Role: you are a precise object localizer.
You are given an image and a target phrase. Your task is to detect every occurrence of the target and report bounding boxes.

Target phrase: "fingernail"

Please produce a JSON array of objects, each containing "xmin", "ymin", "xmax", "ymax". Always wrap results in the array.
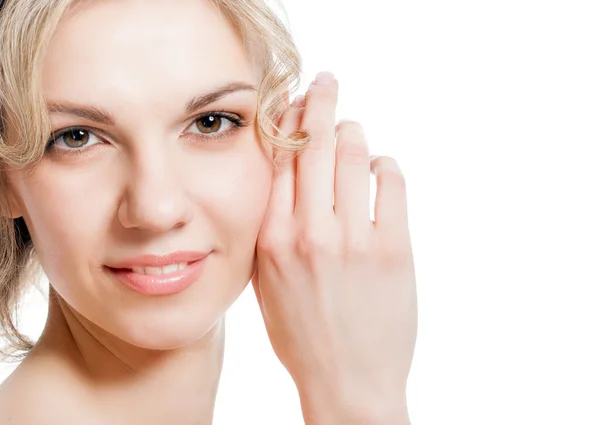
[
  {"xmin": 335, "ymin": 119, "xmax": 352, "ymax": 134},
  {"xmin": 291, "ymin": 95, "xmax": 305, "ymax": 107},
  {"xmin": 312, "ymin": 71, "xmax": 336, "ymax": 85}
]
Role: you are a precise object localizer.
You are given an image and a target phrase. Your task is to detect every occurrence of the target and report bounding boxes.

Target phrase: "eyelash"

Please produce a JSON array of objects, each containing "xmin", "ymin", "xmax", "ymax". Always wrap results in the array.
[{"xmin": 44, "ymin": 111, "xmax": 249, "ymax": 156}]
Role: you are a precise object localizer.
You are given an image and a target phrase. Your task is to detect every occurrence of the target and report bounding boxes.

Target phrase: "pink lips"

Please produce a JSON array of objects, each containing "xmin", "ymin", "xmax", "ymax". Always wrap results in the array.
[
  {"xmin": 106, "ymin": 251, "xmax": 211, "ymax": 296},
  {"xmin": 109, "ymin": 251, "xmax": 211, "ymax": 269}
]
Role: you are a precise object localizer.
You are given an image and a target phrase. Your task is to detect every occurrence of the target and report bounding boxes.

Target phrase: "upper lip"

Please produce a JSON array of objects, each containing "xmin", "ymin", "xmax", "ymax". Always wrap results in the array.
[{"xmin": 108, "ymin": 251, "xmax": 211, "ymax": 269}]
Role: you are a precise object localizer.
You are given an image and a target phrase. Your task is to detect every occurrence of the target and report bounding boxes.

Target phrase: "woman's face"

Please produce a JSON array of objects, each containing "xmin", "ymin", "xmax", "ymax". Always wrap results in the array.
[{"xmin": 5, "ymin": 0, "xmax": 273, "ymax": 348}]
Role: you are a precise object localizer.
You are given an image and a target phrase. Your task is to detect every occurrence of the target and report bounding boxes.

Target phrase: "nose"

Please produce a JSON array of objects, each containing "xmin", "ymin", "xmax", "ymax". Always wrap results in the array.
[{"xmin": 117, "ymin": 149, "xmax": 194, "ymax": 232}]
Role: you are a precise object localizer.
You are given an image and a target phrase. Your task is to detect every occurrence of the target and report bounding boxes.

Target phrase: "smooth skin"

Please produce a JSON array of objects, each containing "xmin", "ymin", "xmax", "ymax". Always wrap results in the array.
[{"xmin": 252, "ymin": 74, "xmax": 417, "ymax": 425}]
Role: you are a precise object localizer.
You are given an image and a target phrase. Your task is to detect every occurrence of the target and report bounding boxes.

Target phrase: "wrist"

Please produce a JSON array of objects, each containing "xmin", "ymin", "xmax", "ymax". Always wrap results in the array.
[{"xmin": 297, "ymin": 383, "xmax": 410, "ymax": 425}]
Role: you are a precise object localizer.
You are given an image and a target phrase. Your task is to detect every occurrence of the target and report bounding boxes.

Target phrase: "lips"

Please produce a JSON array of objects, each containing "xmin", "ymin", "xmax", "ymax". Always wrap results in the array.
[
  {"xmin": 106, "ymin": 254, "xmax": 210, "ymax": 296},
  {"xmin": 108, "ymin": 251, "xmax": 211, "ymax": 269},
  {"xmin": 104, "ymin": 250, "xmax": 211, "ymax": 296},
  {"xmin": 129, "ymin": 262, "xmax": 191, "ymax": 275}
]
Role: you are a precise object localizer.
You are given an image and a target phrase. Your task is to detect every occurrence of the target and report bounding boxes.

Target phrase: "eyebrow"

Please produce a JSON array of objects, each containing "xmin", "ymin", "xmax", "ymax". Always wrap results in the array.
[{"xmin": 45, "ymin": 82, "xmax": 257, "ymax": 126}]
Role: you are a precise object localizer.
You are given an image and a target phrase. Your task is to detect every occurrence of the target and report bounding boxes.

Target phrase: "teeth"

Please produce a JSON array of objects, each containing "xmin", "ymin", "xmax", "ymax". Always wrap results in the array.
[{"xmin": 131, "ymin": 262, "xmax": 188, "ymax": 275}]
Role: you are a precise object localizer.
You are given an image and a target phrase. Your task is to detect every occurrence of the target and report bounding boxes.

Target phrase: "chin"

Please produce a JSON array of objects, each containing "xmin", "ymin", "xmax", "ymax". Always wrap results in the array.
[
  {"xmin": 59, "ymin": 255, "xmax": 251, "ymax": 351},
  {"xmin": 112, "ymin": 309, "xmax": 226, "ymax": 351}
]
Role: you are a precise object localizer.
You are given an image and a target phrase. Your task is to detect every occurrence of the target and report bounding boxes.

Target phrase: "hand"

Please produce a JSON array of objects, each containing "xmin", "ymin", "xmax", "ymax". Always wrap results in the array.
[{"xmin": 251, "ymin": 71, "xmax": 417, "ymax": 425}]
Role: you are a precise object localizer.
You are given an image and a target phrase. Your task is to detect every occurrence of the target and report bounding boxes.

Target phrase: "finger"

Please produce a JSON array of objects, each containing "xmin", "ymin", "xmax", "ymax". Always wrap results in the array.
[
  {"xmin": 291, "ymin": 94, "xmax": 306, "ymax": 108},
  {"xmin": 334, "ymin": 120, "xmax": 371, "ymax": 235},
  {"xmin": 371, "ymin": 156, "xmax": 409, "ymax": 245},
  {"xmin": 250, "ymin": 261, "xmax": 266, "ymax": 318},
  {"xmin": 295, "ymin": 72, "xmax": 338, "ymax": 224},
  {"xmin": 263, "ymin": 97, "xmax": 305, "ymax": 224}
]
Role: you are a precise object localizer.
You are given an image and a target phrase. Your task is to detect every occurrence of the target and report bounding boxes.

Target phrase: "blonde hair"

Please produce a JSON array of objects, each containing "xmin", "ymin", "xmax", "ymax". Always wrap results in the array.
[{"xmin": 0, "ymin": 0, "xmax": 309, "ymax": 361}]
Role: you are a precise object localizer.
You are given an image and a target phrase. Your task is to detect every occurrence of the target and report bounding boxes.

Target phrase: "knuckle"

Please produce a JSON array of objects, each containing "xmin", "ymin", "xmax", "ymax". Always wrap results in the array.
[
  {"xmin": 257, "ymin": 228, "xmax": 292, "ymax": 256},
  {"xmin": 304, "ymin": 135, "xmax": 328, "ymax": 153},
  {"xmin": 341, "ymin": 144, "xmax": 370, "ymax": 165},
  {"xmin": 378, "ymin": 240, "xmax": 412, "ymax": 268},
  {"xmin": 296, "ymin": 227, "xmax": 340, "ymax": 256},
  {"xmin": 343, "ymin": 233, "xmax": 372, "ymax": 256},
  {"xmin": 378, "ymin": 247, "xmax": 402, "ymax": 269},
  {"xmin": 305, "ymin": 84, "xmax": 338, "ymax": 106},
  {"xmin": 388, "ymin": 170, "xmax": 407, "ymax": 191},
  {"xmin": 310, "ymin": 82, "xmax": 339, "ymax": 100},
  {"xmin": 279, "ymin": 108, "xmax": 305, "ymax": 132}
]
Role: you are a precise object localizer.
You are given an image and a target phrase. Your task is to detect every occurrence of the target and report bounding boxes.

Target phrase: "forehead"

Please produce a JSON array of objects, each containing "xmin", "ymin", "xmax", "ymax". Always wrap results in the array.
[{"xmin": 42, "ymin": 0, "xmax": 256, "ymax": 108}]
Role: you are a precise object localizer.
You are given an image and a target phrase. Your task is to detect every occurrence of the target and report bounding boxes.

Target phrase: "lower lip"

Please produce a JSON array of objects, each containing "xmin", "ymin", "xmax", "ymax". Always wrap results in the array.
[{"xmin": 107, "ymin": 255, "xmax": 209, "ymax": 296}]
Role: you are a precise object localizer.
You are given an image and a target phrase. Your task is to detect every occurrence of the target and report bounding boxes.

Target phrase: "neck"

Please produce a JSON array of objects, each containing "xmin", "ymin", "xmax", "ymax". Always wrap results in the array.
[{"xmin": 32, "ymin": 287, "xmax": 225, "ymax": 425}]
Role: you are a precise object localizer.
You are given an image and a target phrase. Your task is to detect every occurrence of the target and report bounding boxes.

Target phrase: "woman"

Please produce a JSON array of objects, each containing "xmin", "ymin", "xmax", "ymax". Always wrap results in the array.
[{"xmin": 0, "ymin": 0, "xmax": 417, "ymax": 423}]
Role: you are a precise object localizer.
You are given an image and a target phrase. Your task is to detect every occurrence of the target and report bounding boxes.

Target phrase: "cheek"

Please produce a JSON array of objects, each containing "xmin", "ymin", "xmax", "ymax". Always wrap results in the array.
[
  {"xmin": 198, "ymin": 145, "xmax": 273, "ymax": 242},
  {"xmin": 16, "ymin": 166, "xmax": 111, "ymax": 284}
]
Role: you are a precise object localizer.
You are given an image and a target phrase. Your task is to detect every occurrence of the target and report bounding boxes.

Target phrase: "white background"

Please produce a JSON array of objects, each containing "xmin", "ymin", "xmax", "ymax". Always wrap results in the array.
[{"xmin": 2, "ymin": 0, "xmax": 600, "ymax": 424}]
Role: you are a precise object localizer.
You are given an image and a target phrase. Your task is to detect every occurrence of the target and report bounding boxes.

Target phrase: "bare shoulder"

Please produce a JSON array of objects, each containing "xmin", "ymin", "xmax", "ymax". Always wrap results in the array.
[
  {"xmin": 0, "ymin": 356, "xmax": 99, "ymax": 425},
  {"xmin": 0, "ymin": 358, "xmax": 70, "ymax": 424}
]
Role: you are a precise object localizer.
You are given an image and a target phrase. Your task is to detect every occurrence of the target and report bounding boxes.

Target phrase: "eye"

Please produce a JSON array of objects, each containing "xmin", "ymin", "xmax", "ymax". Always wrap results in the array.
[
  {"xmin": 44, "ymin": 111, "xmax": 249, "ymax": 156},
  {"xmin": 186, "ymin": 113, "xmax": 238, "ymax": 137},
  {"xmin": 46, "ymin": 128, "xmax": 102, "ymax": 152}
]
